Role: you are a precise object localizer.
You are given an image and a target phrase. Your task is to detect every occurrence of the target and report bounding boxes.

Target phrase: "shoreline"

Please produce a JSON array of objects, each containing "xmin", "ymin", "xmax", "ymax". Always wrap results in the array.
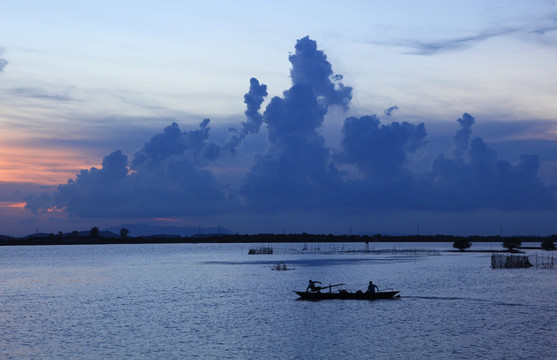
[{"xmin": 0, "ymin": 233, "xmax": 554, "ymax": 249}]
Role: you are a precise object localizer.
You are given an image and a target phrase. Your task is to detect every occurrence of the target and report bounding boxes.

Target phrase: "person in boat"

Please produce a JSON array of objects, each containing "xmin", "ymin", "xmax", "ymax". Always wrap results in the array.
[
  {"xmin": 306, "ymin": 280, "xmax": 322, "ymax": 292},
  {"xmin": 366, "ymin": 281, "xmax": 379, "ymax": 294}
]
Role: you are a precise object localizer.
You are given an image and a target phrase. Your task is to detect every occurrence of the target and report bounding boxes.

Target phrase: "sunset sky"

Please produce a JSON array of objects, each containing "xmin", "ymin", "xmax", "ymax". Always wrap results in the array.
[{"xmin": 1, "ymin": 1, "xmax": 557, "ymax": 237}]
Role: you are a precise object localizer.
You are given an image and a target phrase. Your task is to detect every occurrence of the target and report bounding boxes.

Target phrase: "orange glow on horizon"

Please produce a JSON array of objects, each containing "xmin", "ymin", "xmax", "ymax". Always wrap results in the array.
[
  {"xmin": 0, "ymin": 145, "xmax": 100, "ymax": 185},
  {"xmin": 0, "ymin": 201, "xmax": 26, "ymax": 208}
]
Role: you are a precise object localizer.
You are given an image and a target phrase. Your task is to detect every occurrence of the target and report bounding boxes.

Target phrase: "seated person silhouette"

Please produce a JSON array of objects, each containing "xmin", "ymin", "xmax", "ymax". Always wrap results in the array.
[{"xmin": 306, "ymin": 280, "xmax": 322, "ymax": 292}]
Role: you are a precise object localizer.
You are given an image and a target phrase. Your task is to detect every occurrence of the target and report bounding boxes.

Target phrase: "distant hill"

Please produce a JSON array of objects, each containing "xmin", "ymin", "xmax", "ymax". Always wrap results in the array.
[{"xmin": 107, "ymin": 224, "xmax": 234, "ymax": 237}]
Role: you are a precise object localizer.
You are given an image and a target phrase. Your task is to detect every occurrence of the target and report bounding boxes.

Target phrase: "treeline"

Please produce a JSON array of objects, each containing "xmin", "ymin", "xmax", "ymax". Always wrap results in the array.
[
  {"xmin": 1, "ymin": 231, "xmax": 557, "ymax": 246},
  {"xmin": 192, "ymin": 233, "xmax": 557, "ymax": 244}
]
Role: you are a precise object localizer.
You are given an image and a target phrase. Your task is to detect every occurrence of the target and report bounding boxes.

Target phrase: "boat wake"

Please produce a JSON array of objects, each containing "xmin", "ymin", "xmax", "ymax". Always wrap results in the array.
[{"xmin": 404, "ymin": 295, "xmax": 524, "ymax": 307}]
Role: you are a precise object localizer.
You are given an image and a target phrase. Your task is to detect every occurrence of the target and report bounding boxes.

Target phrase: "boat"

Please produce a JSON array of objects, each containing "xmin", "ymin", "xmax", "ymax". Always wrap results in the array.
[{"xmin": 293, "ymin": 290, "xmax": 400, "ymax": 301}]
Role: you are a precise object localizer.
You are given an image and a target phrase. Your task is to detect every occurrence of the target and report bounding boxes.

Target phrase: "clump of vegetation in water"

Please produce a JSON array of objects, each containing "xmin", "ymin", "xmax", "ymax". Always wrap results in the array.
[
  {"xmin": 491, "ymin": 254, "xmax": 533, "ymax": 269},
  {"xmin": 502, "ymin": 239, "xmax": 521, "ymax": 252},
  {"xmin": 271, "ymin": 262, "xmax": 293, "ymax": 271},
  {"xmin": 248, "ymin": 247, "xmax": 273, "ymax": 255}
]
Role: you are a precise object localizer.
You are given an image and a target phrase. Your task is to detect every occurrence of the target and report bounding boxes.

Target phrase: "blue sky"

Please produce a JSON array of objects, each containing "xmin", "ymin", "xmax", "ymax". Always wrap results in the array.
[{"xmin": 1, "ymin": 1, "xmax": 557, "ymax": 236}]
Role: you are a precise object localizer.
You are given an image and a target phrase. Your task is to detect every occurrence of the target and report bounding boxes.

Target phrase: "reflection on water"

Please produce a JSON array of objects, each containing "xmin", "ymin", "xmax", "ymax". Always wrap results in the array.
[
  {"xmin": 0, "ymin": 243, "xmax": 555, "ymax": 359},
  {"xmin": 203, "ymin": 256, "xmax": 422, "ymax": 266}
]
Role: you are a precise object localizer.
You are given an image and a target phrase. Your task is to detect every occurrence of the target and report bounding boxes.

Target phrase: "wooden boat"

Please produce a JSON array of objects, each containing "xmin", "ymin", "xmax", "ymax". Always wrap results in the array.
[{"xmin": 293, "ymin": 290, "xmax": 400, "ymax": 301}]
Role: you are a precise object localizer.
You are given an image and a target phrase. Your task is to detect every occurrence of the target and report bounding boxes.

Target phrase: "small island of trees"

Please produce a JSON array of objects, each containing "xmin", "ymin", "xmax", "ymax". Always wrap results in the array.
[
  {"xmin": 541, "ymin": 239, "xmax": 556, "ymax": 251},
  {"xmin": 453, "ymin": 239, "xmax": 472, "ymax": 251}
]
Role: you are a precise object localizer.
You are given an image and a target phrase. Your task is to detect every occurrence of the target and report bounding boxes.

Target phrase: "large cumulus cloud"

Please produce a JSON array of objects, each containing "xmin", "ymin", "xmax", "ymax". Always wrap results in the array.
[
  {"xmin": 25, "ymin": 36, "xmax": 557, "ymax": 219},
  {"xmin": 288, "ymin": 36, "xmax": 352, "ymax": 109},
  {"xmin": 223, "ymin": 77, "xmax": 268, "ymax": 155},
  {"xmin": 0, "ymin": 52, "xmax": 7, "ymax": 73},
  {"xmin": 427, "ymin": 113, "xmax": 556, "ymax": 210},
  {"xmin": 240, "ymin": 36, "xmax": 353, "ymax": 209},
  {"xmin": 28, "ymin": 121, "xmax": 229, "ymax": 217},
  {"xmin": 340, "ymin": 115, "xmax": 427, "ymax": 179}
]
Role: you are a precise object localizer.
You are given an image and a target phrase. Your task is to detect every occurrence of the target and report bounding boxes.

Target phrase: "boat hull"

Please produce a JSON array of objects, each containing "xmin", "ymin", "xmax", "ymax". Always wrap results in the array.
[{"xmin": 294, "ymin": 290, "xmax": 400, "ymax": 301}]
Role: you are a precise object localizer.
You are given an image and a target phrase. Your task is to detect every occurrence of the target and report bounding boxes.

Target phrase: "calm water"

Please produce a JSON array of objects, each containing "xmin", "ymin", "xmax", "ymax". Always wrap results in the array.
[{"xmin": 1, "ymin": 242, "xmax": 555, "ymax": 359}]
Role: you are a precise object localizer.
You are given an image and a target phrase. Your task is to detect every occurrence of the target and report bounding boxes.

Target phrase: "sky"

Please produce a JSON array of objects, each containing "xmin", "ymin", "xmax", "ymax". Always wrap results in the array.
[{"xmin": 1, "ymin": 1, "xmax": 557, "ymax": 237}]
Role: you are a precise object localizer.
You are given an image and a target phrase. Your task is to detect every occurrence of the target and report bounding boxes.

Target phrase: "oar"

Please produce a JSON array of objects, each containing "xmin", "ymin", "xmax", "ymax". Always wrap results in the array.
[
  {"xmin": 328, "ymin": 283, "xmax": 346, "ymax": 288},
  {"xmin": 317, "ymin": 283, "xmax": 346, "ymax": 291}
]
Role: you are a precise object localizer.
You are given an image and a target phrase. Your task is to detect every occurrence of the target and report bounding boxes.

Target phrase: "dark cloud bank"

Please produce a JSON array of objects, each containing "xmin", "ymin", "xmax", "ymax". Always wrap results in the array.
[{"xmin": 25, "ymin": 36, "xmax": 557, "ymax": 225}]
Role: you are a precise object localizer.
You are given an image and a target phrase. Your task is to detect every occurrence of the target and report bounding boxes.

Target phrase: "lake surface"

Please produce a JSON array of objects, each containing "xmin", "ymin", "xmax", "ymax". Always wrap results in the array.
[{"xmin": 1, "ymin": 242, "xmax": 555, "ymax": 359}]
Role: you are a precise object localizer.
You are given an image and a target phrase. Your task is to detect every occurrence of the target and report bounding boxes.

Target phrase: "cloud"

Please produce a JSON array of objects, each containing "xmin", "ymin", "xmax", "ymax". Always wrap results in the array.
[
  {"xmin": 45, "ymin": 150, "xmax": 132, "ymax": 217},
  {"xmin": 24, "ymin": 36, "xmax": 557, "ymax": 222},
  {"xmin": 240, "ymin": 82, "xmax": 341, "ymax": 209},
  {"xmin": 384, "ymin": 105, "xmax": 399, "ymax": 117},
  {"xmin": 288, "ymin": 36, "xmax": 352, "ymax": 109},
  {"xmin": 401, "ymin": 28, "xmax": 517, "ymax": 55},
  {"xmin": 242, "ymin": 78, "xmax": 268, "ymax": 135},
  {"xmin": 527, "ymin": 14, "xmax": 557, "ymax": 36},
  {"xmin": 111, "ymin": 121, "xmax": 228, "ymax": 217},
  {"xmin": 223, "ymin": 78, "xmax": 268, "ymax": 154},
  {"xmin": 452, "ymin": 113, "xmax": 475, "ymax": 162},
  {"xmin": 8, "ymin": 87, "xmax": 75, "ymax": 102},
  {"xmin": 428, "ymin": 114, "xmax": 556, "ymax": 210},
  {"xmin": 340, "ymin": 115, "xmax": 427, "ymax": 179},
  {"xmin": 240, "ymin": 36, "xmax": 353, "ymax": 209},
  {"xmin": 0, "ymin": 49, "xmax": 6, "ymax": 72},
  {"xmin": 27, "ymin": 121, "xmax": 229, "ymax": 217},
  {"xmin": 377, "ymin": 18, "xmax": 557, "ymax": 56}
]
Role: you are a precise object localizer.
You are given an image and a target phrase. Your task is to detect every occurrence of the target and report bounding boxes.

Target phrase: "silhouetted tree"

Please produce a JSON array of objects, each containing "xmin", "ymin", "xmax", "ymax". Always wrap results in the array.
[
  {"xmin": 453, "ymin": 239, "xmax": 471, "ymax": 251},
  {"xmin": 71, "ymin": 230, "xmax": 79, "ymax": 237},
  {"xmin": 541, "ymin": 239, "xmax": 555, "ymax": 251},
  {"xmin": 120, "ymin": 228, "xmax": 130, "ymax": 239},
  {"xmin": 90, "ymin": 226, "xmax": 99, "ymax": 238},
  {"xmin": 502, "ymin": 239, "xmax": 521, "ymax": 252}
]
